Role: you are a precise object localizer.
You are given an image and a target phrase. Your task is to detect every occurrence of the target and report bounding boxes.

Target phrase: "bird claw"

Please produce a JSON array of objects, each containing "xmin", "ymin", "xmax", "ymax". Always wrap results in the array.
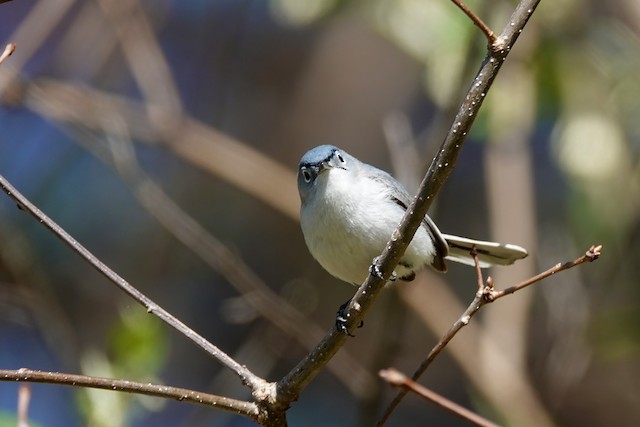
[
  {"xmin": 336, "ymin": 299, "xmax": 363, "ymax": 337},
  {"xmin": 369, "ymin": 258, "xmax": 396, "ymax": 281}
]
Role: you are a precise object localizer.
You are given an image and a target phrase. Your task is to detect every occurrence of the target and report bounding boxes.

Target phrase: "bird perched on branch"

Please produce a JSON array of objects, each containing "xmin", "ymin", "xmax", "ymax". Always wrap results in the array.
[{"xmin": 297, "ymin": 145, "xmax": 528, "ymax": 287}]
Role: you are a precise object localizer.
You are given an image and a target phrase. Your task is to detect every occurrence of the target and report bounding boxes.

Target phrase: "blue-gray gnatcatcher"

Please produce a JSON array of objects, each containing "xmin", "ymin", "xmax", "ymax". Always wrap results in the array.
[{"xmin": 297, "ymin": 145, "xmax": 528, "ymax": 287}]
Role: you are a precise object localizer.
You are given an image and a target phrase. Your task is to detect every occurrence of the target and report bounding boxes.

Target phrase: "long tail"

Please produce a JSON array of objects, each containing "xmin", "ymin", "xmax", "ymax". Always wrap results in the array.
[{"xmin": 442, "ymin": 234, "xmax": 528, "ymax": 268}]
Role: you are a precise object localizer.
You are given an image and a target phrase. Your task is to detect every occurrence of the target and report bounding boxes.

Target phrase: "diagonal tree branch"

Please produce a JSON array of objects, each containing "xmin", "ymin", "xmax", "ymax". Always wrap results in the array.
[
  {"xmin": 0, "ymin": 174, "xmax": 266, "ymax": 392},
  {"xmin": 276, "ymin": 0, "xmax": 542, "ymax": 404}
]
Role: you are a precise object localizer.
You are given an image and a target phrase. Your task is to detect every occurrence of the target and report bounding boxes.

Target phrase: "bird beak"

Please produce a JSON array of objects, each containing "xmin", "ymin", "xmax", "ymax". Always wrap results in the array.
[
  {"xmin": 317, "ymin": 161, "xmax": 331, "ymax": 174},
  {"xmin": 315, "ymin": 160, "xmax": 332, "ymax": 176}
]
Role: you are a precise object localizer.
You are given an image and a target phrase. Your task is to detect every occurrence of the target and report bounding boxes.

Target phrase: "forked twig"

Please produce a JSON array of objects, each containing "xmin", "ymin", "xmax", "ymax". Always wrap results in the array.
[{"xmin": 377, "ymin": 245, "xmax": 602, "ymax": 425}]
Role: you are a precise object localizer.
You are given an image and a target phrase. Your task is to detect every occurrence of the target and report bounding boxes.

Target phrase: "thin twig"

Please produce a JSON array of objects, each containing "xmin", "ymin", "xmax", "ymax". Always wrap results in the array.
[
  {"xmin": 0, "ymin": 174, "xmax": 265, "ymax": 391},
  {"xmin": 0, "ymin": 43, "xmax": 15, "ymax": 65},
  {"xmin": 377, "ymin": 290, "xmax": 486, "ymax": 426},
  {"xmin": 471, "ymin": 246, "xmax": 484, "ymax": 293},
  {"xmin": 450, "ymin": 0, "xmax": 496, "ymax": 44},
  {"xmin": 380, "ymin": 368, "xmax": 500, "ymax": 427},
  {"xmin": 489, "ymin": 244, "xmax": 602, "ymax": 300},
  {"xmin": 0, "ymin": 368, "xmax": 259, "ymax": 419},
  {"xmin": 377, "ymin": 244, "xmax": 601, "ymax": 425}
]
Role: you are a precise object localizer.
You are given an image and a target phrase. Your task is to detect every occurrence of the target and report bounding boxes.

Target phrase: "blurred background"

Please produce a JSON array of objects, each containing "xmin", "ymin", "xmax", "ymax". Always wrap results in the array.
[{"xmin": 0, "ymin": 0, "xmax": 639, "ymax": 426}]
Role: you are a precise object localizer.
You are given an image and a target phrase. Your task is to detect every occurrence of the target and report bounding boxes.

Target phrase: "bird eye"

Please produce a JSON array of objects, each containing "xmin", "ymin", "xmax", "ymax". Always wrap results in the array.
[
  {"xmin": 336, "ymin": 151, "xmax": 345, "ymax": 163},
  {"xmin": 301, "ymin": 167, "xmax": 312, "ymax": 183}
]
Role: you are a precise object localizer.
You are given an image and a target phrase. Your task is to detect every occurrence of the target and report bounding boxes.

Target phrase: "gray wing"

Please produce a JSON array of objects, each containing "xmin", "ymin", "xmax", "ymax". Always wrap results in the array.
[
  {"xmin": 355, "ymin": 162, "xmax": 527, "ymax": 271},
  {"xmin": 361, "ymin": 164, "xmax": 449, "ymax": 272}
]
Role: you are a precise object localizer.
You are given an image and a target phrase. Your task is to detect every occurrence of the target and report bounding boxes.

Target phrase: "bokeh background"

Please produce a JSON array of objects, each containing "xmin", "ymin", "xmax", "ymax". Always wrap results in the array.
[{"xmin": 1, "ymin": 0, "xmax": 639, "ymax": 426}]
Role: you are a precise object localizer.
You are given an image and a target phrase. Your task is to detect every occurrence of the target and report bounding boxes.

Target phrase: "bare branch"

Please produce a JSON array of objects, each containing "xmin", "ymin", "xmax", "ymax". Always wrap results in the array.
[
  {"xmin": 0, "ymin": 174, "xmax": 265, "ymax": 391},
  {"xmin": 0, "ymin": 368, "xmax": 259, "ymax": 419},
  {"xmin": 378, "ymin": 244, "xmax": 601, "ymax": 425},
  {"xmin": 489, "ymin": 244, "xmax": 602, "ymax": 300},
  {"xmin": 471, "ymin": 246, "xmax": 485, "ymax": 293},
  {"xmin": 380, "ymin": 368, "xmax": 500, "ymax": 427},
  {"xmin": 378, "ymin": 291, "xmax": 486, "ymax": 426}
]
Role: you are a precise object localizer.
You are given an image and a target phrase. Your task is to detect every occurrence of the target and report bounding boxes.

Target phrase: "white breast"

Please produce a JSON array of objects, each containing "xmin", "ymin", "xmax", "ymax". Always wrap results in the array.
[{"xmin": 300, "ymin": 168, "xmax": 436, "ymax": 285}]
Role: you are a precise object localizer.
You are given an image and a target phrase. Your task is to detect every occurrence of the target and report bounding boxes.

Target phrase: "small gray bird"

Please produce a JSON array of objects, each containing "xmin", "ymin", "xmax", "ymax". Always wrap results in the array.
[{"xmin": 297, "ymin": 145, "xmax": 528, "ymax": 286}]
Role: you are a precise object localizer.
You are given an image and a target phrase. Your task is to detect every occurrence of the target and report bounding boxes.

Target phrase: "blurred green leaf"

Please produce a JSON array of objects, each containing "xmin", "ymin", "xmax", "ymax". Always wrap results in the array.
[{"xmin": 107, "ymin": 306, "xmax": 169, "ymax": 380}]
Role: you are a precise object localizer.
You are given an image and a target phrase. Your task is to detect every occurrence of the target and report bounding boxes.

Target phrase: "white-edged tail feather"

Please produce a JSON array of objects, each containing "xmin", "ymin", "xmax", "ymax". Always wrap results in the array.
[{"xmin": 442, "ymin": 234, "xmax": 528, "ymax": 268}]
